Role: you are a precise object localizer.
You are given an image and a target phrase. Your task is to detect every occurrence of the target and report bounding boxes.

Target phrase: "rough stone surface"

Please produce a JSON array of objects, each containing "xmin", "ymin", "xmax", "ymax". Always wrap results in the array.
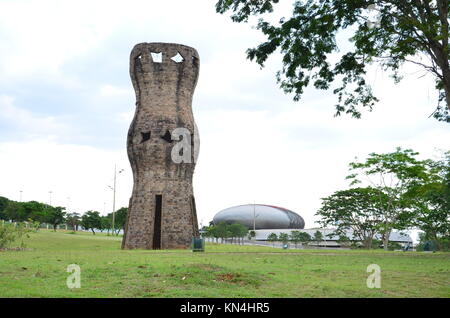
[{"xmin": 122, "ymin": 42, "xmax": 200, "ymax": 250}]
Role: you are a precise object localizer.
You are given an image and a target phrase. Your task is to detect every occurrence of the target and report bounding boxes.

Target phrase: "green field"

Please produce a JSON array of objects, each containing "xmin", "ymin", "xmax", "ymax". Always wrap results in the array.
[{"xmin": 0, "ymin": 230, "xmax": 449, "ymax": 297}]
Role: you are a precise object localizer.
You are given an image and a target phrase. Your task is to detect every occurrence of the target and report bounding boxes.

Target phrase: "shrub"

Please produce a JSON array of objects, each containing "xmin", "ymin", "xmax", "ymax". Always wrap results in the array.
[
  {"xmin": 372, "ymin": 239, "xmax": 383, "ymax": 249},
  {"xmin": 388, "ymin": 241, "xmax": 402, "ymax": 251},
  {"xmin": 0, "ymin": 221, "xmax": 32, "ymax": 249},
  {"xmin": 0, "ymin": 222, "xmax": 16, "ymax": 248}
]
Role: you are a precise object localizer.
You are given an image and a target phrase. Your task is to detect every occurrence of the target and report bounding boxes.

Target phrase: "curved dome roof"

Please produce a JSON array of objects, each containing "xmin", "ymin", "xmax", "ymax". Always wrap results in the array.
[{"xmin": 213, "ymin": 204, "xmax": 305, "ymax": 230}]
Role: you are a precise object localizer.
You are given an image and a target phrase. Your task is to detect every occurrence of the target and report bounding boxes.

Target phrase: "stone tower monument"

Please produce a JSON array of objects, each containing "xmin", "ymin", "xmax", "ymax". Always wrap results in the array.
[{"xmin": 122, "ymin": 42, "xmax": 200, "ymax": 250}]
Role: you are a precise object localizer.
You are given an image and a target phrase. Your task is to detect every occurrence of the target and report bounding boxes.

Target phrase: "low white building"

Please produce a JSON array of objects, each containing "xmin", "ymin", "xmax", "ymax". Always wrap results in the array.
[{"xmin": 253, "ymin": 228, "xmax": 413, "ymax": 248}]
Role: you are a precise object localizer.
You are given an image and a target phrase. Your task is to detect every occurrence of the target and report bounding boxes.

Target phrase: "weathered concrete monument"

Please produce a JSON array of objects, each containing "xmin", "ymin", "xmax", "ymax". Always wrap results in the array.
[{"xmin": 122, "ymin": 42, "xmax": 200, "ymax": 249}]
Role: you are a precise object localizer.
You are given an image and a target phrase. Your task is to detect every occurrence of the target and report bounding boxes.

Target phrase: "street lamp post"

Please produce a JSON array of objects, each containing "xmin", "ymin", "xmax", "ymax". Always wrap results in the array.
[
  {"xmin": 253, "ymin": 203, "xmax": 256, "ymax": 232},
  {"xmin": 65, "ymin": 197, "xmax": 70, "ymax": 231},
  {"xmin": 109, "ymin": 165, "xmax": 124, "ymax": 236},
  {"xmin": 252, "ymin": 202, "xmax": 259, "ymax": 241},
  {"xmin": 112, "ymin": 165, "xmax": 117, "ymax": 235}
]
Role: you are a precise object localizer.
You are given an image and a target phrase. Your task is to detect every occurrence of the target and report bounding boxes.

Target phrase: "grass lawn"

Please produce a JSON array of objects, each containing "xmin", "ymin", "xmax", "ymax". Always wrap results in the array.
[{"xmin": 0, "ymin": 230, "xmax": 449, "ymax": 297}]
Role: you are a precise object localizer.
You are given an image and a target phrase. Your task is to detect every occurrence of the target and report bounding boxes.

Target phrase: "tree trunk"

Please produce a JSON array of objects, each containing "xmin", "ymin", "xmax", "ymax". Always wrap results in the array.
[
  {"xmin": 91, "ymin": 229, "xmax": 95, "ymax": 235},
  {"xmin": 432, "ymin": 232, "xmax": 442, "ymax": 251},
  {"xmin": 383, "ymin": 230, "xmax": 391, "ymax": 251},
  {"xmin": 435, "ymin": 0, "xmax": 450, "ymax": 111},
  {"xmin": 442, "ymin": 66, "xmax": 450, "ymax": 111},
  {"xmin": 365, "ymin": 237, "xmax": 373, "ymax": 249}
]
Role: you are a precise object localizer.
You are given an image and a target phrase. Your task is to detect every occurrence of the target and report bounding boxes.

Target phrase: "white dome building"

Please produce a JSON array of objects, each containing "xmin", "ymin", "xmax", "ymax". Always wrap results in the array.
[{"xmin": 213, "ymin": 204, "xmax": 305, "ymax": 230}]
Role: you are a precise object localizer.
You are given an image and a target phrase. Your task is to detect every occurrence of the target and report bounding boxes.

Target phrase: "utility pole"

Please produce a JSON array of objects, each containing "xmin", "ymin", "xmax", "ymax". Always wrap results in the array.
[
  {"xmin": 19, "ymin": 190, "xmax": 23, "ymax": 202},
  {"xmin": 66, "ymin": 197, "xmax": 70, "ymax": 231},
  {"xmin": 110, "ymin": 165, "xmax": 124, "ymax": 236},
  {"xmin": 49, "ymin": 191, "xmax": 53, "ymax": 206},
  {"xmin": 253, "ymin": 201, "xmax": 256, "ymax": 232},
  {"xmin": 112, "ymin": 165, "xmax": 117, "ymax": 236}
]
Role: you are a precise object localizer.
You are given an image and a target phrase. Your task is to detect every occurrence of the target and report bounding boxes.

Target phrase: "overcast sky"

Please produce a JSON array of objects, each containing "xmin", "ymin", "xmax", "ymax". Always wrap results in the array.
[{"xmin": 0, "ymin": 0, "xmax": 449, "ymax": 235}]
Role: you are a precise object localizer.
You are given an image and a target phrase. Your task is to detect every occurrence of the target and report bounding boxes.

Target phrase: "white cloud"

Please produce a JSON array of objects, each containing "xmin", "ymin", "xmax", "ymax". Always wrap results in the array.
[
  {"xmin": 0, "ymin": 94, "xmax": 68, "ymax": 140},
  {"xmin": 99, "ymin": 84, "xmax": 133, "ymax": 98},
  {"xmin": 0, "ymin": 1, "xmax": 111, "ymax": 78}
]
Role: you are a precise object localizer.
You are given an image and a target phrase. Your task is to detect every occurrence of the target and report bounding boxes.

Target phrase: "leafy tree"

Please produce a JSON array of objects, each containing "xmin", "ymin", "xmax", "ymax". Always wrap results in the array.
[
  {"xmin": 4, "ymin": 201, "xmax": 26, "ymax": 222},
  {"xmin": 316, "ymin": 187, "xmax": 388, "ymax": 248},
  {"xmin": 410, "ymin": 151, "xmax": 450, "ymax": 250},
  {"xmin": 0, "ymin": 199, "xmax": 48, "ymax": 225},
  {"xmin": 279, "ymin": 233, "xmax": 290, "ymax": 246},
  {"xmin": 228, "ymin": 223, "xmax": 240, "ymax": 244},
  {"xmin": 290, "ymin": 230, "xmax": 302, "ymax": 248},
  {"xmin": 45, "ymin": 206, "xmax": 66, "ymax": 231},
  {"xmin": 298, "ymin": 231, "xmax": 312, "ymax": 247},
  {"xmin": 81, "ymin": 211, "xmax": 102, "ymax": 235},
  {"xmin": 203, "ymin": 225, "xmax": 216, "ymax": 242},
  {"xmin": 216, "ymin": 0, "xmax": 450, "ymax": 121},
  {"xmin": 248, "ymin": 230, "xmax": 256, "ymax": 240},
  {"xmin": 214, "ymin": 222, "xmax": 230, "ymax": 243},
  {"xmin": 416, "ymin": 231, "xmax": 449, "ymax": 251},
  {"xmin": 107, "ymin": 207, "xmax": 128, "ymax": 236},
  {"xmin": 208, "ymin": 225, "xmax": 220, "ymax": 243},
  {"xmin": 387, "ymin": 241, "xmax": 402, "ymax": 251},
  {"xmin": 235, "ymin": 223, "xmax": 249, "ymax": 244},
  {"xmin": 101, "ymin": 215, "xmax": 112, "ymax": 234},
  {"xmin": 267, "ymin": 232, "xmax": 278, "ymax": 247},
  {"xmin": 205, "ymin": 223, "xmax": 249, "ymax": 245},
  {"xmin": 313, "ymin": 230, "xmax": 324, "ymax": 247},
  {"xmin": 0, "ymin": 196, "xmax": 10, "ymax": 220},
  {"xmin": 412, "ymin": 184, "xmax": 450, "ymax": 250},
  {"xmin": 213, "ymin": 227, "xmax": 222, "ymax": 243},
  {"xmin": 66, "ymin": 212, "xmax": 81, "ymax": 231},
  {"xmin": 337, "ymin": 234, "xmax": 352, "ymax": 248},
  {"xmin": 347, "ymin": 147, "xmax": 433, "ymax": 249},
  {"xmin": 22, "ymin": 201, "xmax": 48, "ymax": 224}
]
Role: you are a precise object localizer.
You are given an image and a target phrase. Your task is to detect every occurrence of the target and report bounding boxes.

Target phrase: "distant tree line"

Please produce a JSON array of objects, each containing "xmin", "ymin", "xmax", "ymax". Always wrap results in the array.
[
  {"xmin": 202, "ymin": 222, "xmax": 249, "ymax": 244},
  {"xmin": 266, "ymin": 230, "xmax": 323, "ymax": 248},
  {"xmin": 0, "ymin": 197, "xmax": 127, "ymax": 236}
]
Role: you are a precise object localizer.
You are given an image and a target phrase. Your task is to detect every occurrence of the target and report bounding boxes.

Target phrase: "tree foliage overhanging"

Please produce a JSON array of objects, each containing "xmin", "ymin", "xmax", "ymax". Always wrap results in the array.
[{"xmin": 216, "ymin": 0, "xmax": 450, "ymax": 122}]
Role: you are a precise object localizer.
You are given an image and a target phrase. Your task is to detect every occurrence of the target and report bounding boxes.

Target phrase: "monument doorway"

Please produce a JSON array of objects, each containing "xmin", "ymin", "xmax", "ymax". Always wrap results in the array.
[{"xmin": 153, "ymin": 195, "xmax": 162, "ymax": 249}]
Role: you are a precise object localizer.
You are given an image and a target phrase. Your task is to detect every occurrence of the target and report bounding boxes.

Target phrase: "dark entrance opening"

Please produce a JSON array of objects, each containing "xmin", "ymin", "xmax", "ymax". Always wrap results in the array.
[{"xmin": 153, "ymin": 195, "xmax": 162, "ymax": 249}]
